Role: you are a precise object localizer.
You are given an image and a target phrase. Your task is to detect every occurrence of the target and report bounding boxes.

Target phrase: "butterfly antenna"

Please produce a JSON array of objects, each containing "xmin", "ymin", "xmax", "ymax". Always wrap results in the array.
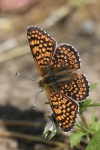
[
  {"xmin": 33, "ymin": 88, "xmax": 40, "ymax": 109},
  {"xmin": 15, "ymin": 72, "xmax": 36, "ymax": 82}
]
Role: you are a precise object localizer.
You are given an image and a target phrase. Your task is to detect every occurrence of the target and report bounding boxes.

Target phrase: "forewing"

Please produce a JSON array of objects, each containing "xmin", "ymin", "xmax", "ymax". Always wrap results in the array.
[
  {"xmin": 55, "ymin": 74, "xmax": 89, "ymax": 101},
  {"xmin": 50, "ymin": 44, "xmax": 81, "ymax": 72},
  {"xmin": 45, "ymin": 86, "xmax": 78, "ymax": 132},
  {"xmin": 27, "ymin": 26, "xmax": 56, "ymax": 76}
]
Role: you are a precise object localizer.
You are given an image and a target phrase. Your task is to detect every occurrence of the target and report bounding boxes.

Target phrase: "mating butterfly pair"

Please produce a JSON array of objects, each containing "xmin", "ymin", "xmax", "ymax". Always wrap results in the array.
[{"xmin": 27, "ymin": 26, "xmax": 89, "ymax": 132}]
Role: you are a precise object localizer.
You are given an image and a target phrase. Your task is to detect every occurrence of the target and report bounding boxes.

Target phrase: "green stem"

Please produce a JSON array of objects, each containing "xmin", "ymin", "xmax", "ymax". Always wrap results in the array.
[
  {"xmin": 76, "ymin": 123, "xmax": 87, "ymax": 133},
  {"xmin": 79, "ymin": 114, "xmax": 89, "ymax": 130},
  {"xmin": 79, "ymin": 114, "xmax": 93, "ymax": 141},
  {"xmin": 88, "ymin": 103, "xmax": 100, "ymax": 107}
]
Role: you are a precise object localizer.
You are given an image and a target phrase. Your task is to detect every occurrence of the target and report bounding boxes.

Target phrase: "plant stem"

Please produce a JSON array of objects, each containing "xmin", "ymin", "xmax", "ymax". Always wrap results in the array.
[
  {"xmin": 88, "ymin": 103, "xmax": 100, "ymax": 107},
  {"xmin": 79, "ymin": 114, "xmax": 92, "ymax": 141},
  {"xmin": 79, "ymin": 114, "xmax": 89, "ymax": 130},
  {"xmin": 76, "ymin": 123, "xmax": 87, "ymax": 133}
]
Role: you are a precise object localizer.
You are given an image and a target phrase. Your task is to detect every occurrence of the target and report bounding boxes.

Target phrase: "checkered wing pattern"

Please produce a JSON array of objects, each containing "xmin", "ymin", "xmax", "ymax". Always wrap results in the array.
[
  {"xmin": 50, "ymin": 44, "xmax": 81, "ymax": 72},
  {"xmin": 27, "ymin": 26, "xmax": 56, "ymax": 76},
  {"xmin": 45, "ymin": 86, "xmax": 78, "ymax": 131},
  {"xmin": 27, "ymin": 26, "xmax": 90, "ymax": 132},
  {"xmin": 55, "ymin": 74, "xmax": 89, "ymax": 101}
]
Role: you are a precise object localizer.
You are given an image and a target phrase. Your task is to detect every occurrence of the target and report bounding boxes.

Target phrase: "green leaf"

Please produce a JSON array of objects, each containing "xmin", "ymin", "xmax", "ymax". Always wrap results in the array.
[
  {"xmin": 89, "ymin": 114, "xmax": 100, "ymax": 132},
  {"xmin": 90, "ymin": 83, "xmax": 100, "ymax": 90},
  {"xmin": 79, "ymin": 99, "xmax": 91, "ymax": 114},
  {"xmin": 80, "ymin": 99, "xmax": 91, "ymax": 107},
  {"xmin": 86, "ymin": 129, "xmax": 100, "ymax": 150},
  {"xmin": 70, "ymin": 132, "xmax": 85, "ymax": 148},
  {"xmin": 79, "ymin": 100, "xmax": 100, "ymax": 113}
]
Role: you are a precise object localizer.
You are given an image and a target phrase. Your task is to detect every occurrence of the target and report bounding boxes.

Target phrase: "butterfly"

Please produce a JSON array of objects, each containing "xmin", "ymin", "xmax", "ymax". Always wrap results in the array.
[{"xmin": 27, "ymin": 26, "xmax": 89, "ymax": 132}]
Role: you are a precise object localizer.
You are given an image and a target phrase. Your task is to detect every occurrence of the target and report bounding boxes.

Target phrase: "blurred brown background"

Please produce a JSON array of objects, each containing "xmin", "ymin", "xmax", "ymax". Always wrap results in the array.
[{"xmin": 0, "ymin": 0, "xmax": 100, "ymax": 149}]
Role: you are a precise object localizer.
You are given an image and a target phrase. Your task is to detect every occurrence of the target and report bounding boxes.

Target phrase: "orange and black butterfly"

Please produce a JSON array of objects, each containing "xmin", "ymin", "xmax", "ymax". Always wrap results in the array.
[{"xmin": 27, "ymin": 26, "xmax": 89, "ymax": 132}]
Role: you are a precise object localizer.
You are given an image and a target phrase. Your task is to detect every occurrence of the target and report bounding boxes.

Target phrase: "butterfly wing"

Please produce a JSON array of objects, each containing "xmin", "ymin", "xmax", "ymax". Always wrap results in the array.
[
  {"xmin": 55, "ymin": 74, "xmax": 89, "ymax": 101},
  {"xmin": 50, "ymin": 44, "xmax": 81, "ymax": 73},
  {"xmin": 50, "ymin": 44, "xmax": 89, "ymax": 101},
  {"xmin": 27, "ymin": 26, "xmax": 57, "ymax": 77},
  {"xmin": 45, "ymin": 85, "xmax": 78, "ymax": 132}
]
